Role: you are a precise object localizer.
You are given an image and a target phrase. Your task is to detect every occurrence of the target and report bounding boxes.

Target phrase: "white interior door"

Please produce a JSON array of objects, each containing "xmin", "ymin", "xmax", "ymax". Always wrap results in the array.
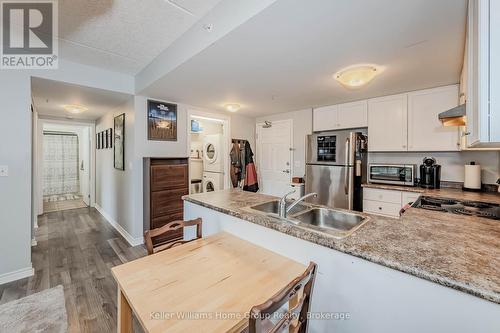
[
  {"xmin": 81, "ymin": 127, "xmax": 90, "ymax": 206},
  {"xmin": 256, "ymin": 120, "xmax": 293, "ymax": 197}
]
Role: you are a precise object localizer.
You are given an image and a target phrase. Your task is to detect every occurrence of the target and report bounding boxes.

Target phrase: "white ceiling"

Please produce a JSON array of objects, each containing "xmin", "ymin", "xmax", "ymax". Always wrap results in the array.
[
  {"xmin": 58, "ymin": 0, "xmax": 223, "ymax": 74},
  {"xmin": 142, "ymin": 0, "xmax": 468, "ymax": 117},
  {"xmin": 32, "ymin": 77, "xmax": 132, "ymax": 121}
]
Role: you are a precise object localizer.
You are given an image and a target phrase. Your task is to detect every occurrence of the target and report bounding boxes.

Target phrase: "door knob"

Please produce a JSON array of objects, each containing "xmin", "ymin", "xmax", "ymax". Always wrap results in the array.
[{"xmin": 282, "ymin": 169, "xmax": 290, "ymax": 173}]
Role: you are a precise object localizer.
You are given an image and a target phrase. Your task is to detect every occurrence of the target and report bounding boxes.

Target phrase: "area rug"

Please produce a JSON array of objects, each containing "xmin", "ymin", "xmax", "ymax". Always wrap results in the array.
[
  {"xmin": 43, "ymin": 193, "xmax": 82, "ymax": 202},
  {"xmin": 43, "ymin": 198, "xmax": 87, "ymax": 213},
  {"xmin": 0, "ymin": 285, "xmax": 68, "ymax": 333}
]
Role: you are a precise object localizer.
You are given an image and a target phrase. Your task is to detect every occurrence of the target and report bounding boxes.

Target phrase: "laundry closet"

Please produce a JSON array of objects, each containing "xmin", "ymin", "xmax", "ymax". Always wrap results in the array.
[{"xmin": 189, "ymin": 116, "xmax": 225, "ymax": 193}]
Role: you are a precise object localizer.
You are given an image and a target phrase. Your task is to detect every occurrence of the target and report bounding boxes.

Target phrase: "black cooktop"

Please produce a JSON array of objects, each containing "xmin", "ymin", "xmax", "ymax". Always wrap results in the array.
[{"xmin": 414, "ymin": 196, "xmax": 500, "ymax": 220}]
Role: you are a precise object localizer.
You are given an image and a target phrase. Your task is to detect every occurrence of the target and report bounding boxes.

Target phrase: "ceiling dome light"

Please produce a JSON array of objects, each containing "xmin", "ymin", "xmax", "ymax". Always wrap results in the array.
[
  {"xmin": 63, "ymin": 104, "xmax": 88, "ymax": 114},
  {"xmin": 225, "ymin": 103, "xmax": 240, "ymax": 112},
  {"xmin": 334, "ymin": 65, "xmax": 380, "ymax": 89}
]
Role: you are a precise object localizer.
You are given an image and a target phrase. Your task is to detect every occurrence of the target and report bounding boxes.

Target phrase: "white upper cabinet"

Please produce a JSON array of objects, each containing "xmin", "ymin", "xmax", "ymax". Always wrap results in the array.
[
  {"xmin": 337, "ymin": 100, "xmax": 368, "ymax": 129},
  {"xmin": 313, "ymin": 105, "xmax": 339, "ymax": 132},
  {"xmin": 407, "ymin": 85, "xmax": 460, "ymax": 151},
  {"xmin": 489, "ymin": 0, "xmax": 500, "ymax": 142},
  {"xmin": 465, "ymin": 0, "xmax": 500, "ymax": 147},
  {"xmin": 367, "ymin": 94, "xmax": 408, "ymax": 151},
  {"xmin": 313, "ymin": 100, "xmax": 367, "ymax": 132}
]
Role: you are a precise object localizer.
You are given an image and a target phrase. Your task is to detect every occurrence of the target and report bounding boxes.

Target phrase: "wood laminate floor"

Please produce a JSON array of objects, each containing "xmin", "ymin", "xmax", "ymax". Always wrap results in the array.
[{"xmin": 0, "ymin": 207, "xmax": 147, "ymax": 332}]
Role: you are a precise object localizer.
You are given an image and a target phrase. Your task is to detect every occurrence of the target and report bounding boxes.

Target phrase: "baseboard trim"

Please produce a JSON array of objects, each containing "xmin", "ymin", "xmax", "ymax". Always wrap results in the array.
[
  {"xmin": 94, "ymin": 204, "xmax": 144, "ymax": 247},
  {"xmin": 0, "ymin": 266, "xmax": 34, "ymax": 285}
]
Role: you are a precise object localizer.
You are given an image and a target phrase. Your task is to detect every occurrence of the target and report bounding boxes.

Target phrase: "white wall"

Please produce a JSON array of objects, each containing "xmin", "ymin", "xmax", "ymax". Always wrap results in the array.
[
  {"xmin": 0, "ymin": 59, "xmax": 133, "ymax": 283},
  {"xmin": 95, "ymin": 98, "xmax": 137, "ymax": 242},
  {"xmin": 256, "ymin": 108, "xmax": 313, "ymax": 177},
  {"xmin": 369, "ymin": 151, "xmax": 500, "ymax": 184}
]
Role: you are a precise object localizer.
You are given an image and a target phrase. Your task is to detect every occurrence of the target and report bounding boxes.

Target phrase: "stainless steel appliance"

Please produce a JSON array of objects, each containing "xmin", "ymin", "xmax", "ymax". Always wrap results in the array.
[
  {"xmin": 368, "ymin": 164, "xmax": 416, "ymax": 186},
  {"xmin": 305, "ymin": 129, "xmax": 367, "ymax": 211},
  {"xmin": 414, "ymin": 196, "xmax": 500, "ymax": 220},
  {"xmin": 419, "ymin": 157, "xmax": 441, "ymax": 189}
]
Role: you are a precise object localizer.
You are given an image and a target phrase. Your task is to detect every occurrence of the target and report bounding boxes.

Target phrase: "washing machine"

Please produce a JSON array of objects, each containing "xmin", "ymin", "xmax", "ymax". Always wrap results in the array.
[
  {"xmin": 202, "ymin": 171, "xmax": 224, "ymax": 192},
  {"xmin": 203, "ymin": 134, "xmax": 223, "ymax": 173}
]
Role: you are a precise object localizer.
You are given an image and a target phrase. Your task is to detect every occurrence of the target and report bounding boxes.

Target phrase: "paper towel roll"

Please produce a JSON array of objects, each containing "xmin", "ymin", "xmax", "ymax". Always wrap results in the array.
[{"xmin": 464, "ymin": 164, "xmax": 481, "ymax": 190}]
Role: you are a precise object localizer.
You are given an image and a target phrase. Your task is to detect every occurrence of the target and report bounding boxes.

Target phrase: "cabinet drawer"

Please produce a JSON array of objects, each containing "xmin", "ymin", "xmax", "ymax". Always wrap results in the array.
[
  {"xmin": 151, "ymin": 164, "xmax": 188, "ymax": 191},
  {"xmin": 151, "ymin": 188, "xmax": 188, "ymax": 218},
  {"xmin": 152, "ymin": 211, "xmax": 184, "ymax": 229},
  {"xmin": 402, "ymin": 192, "xmax": 421, "ymax": 206},
  {"xmin": 363, "ymin": 188, "xmax": 402, "ymax": 204},
  {"xmin": 363, "ymin": 200, "xmax": 401, "ymax": 218}
]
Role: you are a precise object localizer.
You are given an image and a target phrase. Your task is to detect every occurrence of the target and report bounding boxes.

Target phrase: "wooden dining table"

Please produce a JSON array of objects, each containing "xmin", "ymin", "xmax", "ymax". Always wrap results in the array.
[{"xmin": 111, "ymin": 232, "xmax": 307, "ymax": 333}]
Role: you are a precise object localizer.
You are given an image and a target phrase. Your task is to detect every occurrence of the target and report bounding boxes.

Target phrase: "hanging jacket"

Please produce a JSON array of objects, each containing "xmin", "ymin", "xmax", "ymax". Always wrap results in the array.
[
  {"xmin": 243, "ymin": 142, "xmax": 259, "ymax": 192},
  {"xmin": 230, "ymin": 143, "xmax": 241, "ymax": 188}
]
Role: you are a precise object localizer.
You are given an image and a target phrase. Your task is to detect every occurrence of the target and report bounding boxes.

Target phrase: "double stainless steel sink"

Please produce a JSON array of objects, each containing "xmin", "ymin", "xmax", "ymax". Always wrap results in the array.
[{"xmin": 247, "ymin": 200, "xmax": 369, "ymax": 238}]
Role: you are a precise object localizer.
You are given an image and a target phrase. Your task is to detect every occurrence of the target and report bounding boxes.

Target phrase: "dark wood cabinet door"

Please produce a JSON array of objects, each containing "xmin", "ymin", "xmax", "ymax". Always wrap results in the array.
[
  {"xmin": 151, "ymin": 188, "xmax": 188, "ymax": 218},
  {"xmin": 151, "ymin": 164, "xmax": 188, "ymax": 191},
  {"xmin": 148, "ymin": 159, "xmax": 189, "ymax": 246}
]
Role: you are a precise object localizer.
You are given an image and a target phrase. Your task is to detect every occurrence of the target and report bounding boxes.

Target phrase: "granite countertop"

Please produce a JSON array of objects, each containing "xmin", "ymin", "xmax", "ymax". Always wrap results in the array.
[
  {"xmin": 183, "ymin": 189, "xmax": 500, "ymax": 304},
  {"xmin": 362, "ymin": 183, "xmax": 500, "ymax": 204}
]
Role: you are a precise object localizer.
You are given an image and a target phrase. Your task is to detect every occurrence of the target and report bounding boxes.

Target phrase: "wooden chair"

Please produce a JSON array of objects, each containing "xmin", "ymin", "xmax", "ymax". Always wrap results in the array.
[
  {"xmin": 144, "ymin": 218, "xmax": 202, "ymax": 255},
  {"xmin": 248, "ymin": 262, "xmax": 317, "ymax": 333}
]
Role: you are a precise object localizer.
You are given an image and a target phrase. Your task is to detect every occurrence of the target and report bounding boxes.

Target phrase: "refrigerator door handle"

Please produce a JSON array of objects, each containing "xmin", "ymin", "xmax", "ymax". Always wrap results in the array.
[{"xmin": 344, "ymin": 138, "xmax": 350, "ymax": 195}]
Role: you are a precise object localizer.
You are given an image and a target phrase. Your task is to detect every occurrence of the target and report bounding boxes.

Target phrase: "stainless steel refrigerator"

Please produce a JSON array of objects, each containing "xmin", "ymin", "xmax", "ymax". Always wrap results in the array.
[{"xmin": 305, "ymin": 129, "xmax": 368, "ymax": 211}]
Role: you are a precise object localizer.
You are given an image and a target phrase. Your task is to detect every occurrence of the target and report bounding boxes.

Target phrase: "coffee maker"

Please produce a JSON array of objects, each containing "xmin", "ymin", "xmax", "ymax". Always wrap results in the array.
[{"xmin": 420, "ymin": 157, "xmax": 441, "ymax": 189}]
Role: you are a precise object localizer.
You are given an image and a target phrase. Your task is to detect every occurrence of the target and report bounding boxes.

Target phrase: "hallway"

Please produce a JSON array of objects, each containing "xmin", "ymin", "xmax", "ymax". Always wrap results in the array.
[{"xmin": 0, "ymin": 208, "xmax": 146, "ymax": 332}]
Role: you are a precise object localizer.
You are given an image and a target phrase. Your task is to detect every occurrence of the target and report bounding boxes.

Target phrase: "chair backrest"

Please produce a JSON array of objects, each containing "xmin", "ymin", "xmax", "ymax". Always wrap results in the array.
[
  {"xmin": 249, "ymin": 262, "xmax": 317, "ymax": 333},
  {"xmin": 144, "ymin": 218, "xmax": 202, "ymax": 255}
]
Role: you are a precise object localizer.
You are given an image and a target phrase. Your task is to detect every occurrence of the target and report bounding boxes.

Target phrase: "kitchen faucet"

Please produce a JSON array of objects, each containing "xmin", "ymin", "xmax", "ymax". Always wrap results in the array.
[{"xmin": 278, "ymin": 190, "xmax": 318, "ymax": 218}]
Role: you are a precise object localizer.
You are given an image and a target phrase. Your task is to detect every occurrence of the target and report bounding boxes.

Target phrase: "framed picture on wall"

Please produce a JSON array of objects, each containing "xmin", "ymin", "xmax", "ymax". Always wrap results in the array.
[
  {"xmin": 147, "ymin": 100, "xmax": 177, "ymax": 141},
  {"xmin": 107, "ymin": 128, "xmax": 113, "ymax": 148},
  {"xmin": 114, "ymin": 114, "xmax": 125, "ymax": 170},
  {"xmin": 104, "ymin": 129, "xmax": 109, "ymax": 148},
  {"xmin": 96, "ymin": 133, "xmax": 100, "ymax": 149},
  {"xmin": 100, "ymin": 132, "xmax": 104, "ymax": 149}
]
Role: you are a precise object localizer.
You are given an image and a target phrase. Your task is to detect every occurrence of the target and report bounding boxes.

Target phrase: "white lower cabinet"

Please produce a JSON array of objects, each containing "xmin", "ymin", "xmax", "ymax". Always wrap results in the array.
[
  {"xmin": 363, "ymin": 187, "xmax": 421, "ymax": 218},
  {"xmin": 402, "ymin": 191, "xmax": 421, "ymax": 206}
]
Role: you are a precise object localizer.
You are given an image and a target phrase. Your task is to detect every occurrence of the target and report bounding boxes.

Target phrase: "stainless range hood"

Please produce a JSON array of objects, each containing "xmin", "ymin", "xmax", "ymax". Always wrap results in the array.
[{"xmin": 438, "ymin": 104, "xmax": 466, "ymax": 126}]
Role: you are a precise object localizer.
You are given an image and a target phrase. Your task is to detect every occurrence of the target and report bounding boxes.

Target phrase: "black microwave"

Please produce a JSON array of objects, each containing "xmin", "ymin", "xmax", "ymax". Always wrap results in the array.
[{"xmin": 368, "ymin": 164, "xmax": 416, "ymax": 186}]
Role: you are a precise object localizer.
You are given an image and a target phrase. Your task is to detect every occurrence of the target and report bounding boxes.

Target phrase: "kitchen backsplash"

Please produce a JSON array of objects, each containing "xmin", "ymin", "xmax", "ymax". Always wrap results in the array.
[{"xmin": 368, "ymin": 151, "xmax": 500, "ymax": 185}]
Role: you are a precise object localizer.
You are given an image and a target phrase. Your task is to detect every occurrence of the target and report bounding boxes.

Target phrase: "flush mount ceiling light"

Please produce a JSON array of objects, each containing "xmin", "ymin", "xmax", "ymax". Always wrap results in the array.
[
  {"xmin": 334, "ymin": 65, "xmax": 380, "ymax": 89},
  {"xmin": 63, "ymin": 104, "xmax": 88, "ymax": 114},
  {"xmin": 224, "ymin": 103, "xmax": 240, "ymax": 112}
]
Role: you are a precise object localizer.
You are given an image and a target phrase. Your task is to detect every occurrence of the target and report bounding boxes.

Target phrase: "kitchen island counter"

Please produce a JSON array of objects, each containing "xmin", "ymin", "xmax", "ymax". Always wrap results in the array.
[{"xmin": 183, "ymin": 189, "xmax": 500, "ymax": 305}]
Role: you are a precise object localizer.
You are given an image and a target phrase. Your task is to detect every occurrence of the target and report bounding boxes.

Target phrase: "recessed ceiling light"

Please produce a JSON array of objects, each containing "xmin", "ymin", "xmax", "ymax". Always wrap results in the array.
[
  {"xmin": 224, "ymin": 103, "xmax": 240, "ymax": 112},
  {"xmin": 63, "ymin": 104, "xmax": 88, "ymax": 114},
  {"xmin": 334, "ymin": 65, "xmax": 381, "ymax": 89}
]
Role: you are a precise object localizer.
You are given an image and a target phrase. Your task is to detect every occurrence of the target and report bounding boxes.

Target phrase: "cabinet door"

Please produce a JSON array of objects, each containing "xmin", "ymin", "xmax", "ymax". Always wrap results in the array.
[
  {"xmin": 337, "ymin": 100, "xmax": 368, "ymax": 129},
  {"xmin": 490, "ymin": 0, "xmax": 500, "ymax": 141},
  {"xmin": 407, "ymin": 85, "xmax": 460, "ymax": 151},
  {"xmin": 151, "ymin": 164, "xmax": 189, "ymax": 191},
  {"xmin": 313, "ymin": 105, "xmax": 338, "ymax": 132},
  {"xmin": 367, "ymin": 94, "xmax": 408, "ymax": 151}
]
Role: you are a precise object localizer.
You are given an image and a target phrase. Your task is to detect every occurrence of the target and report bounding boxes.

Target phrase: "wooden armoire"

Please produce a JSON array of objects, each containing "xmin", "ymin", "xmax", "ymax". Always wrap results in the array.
[{"xmin": 147, "ymin": 158, "xmax": 189, "ymax": 245}]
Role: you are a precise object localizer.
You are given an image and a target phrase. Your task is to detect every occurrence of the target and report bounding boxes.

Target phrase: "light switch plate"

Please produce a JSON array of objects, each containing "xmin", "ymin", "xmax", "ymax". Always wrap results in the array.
[{"xmin": 0, "ymin": 165, "xmax": 8, "ymax": 177}]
